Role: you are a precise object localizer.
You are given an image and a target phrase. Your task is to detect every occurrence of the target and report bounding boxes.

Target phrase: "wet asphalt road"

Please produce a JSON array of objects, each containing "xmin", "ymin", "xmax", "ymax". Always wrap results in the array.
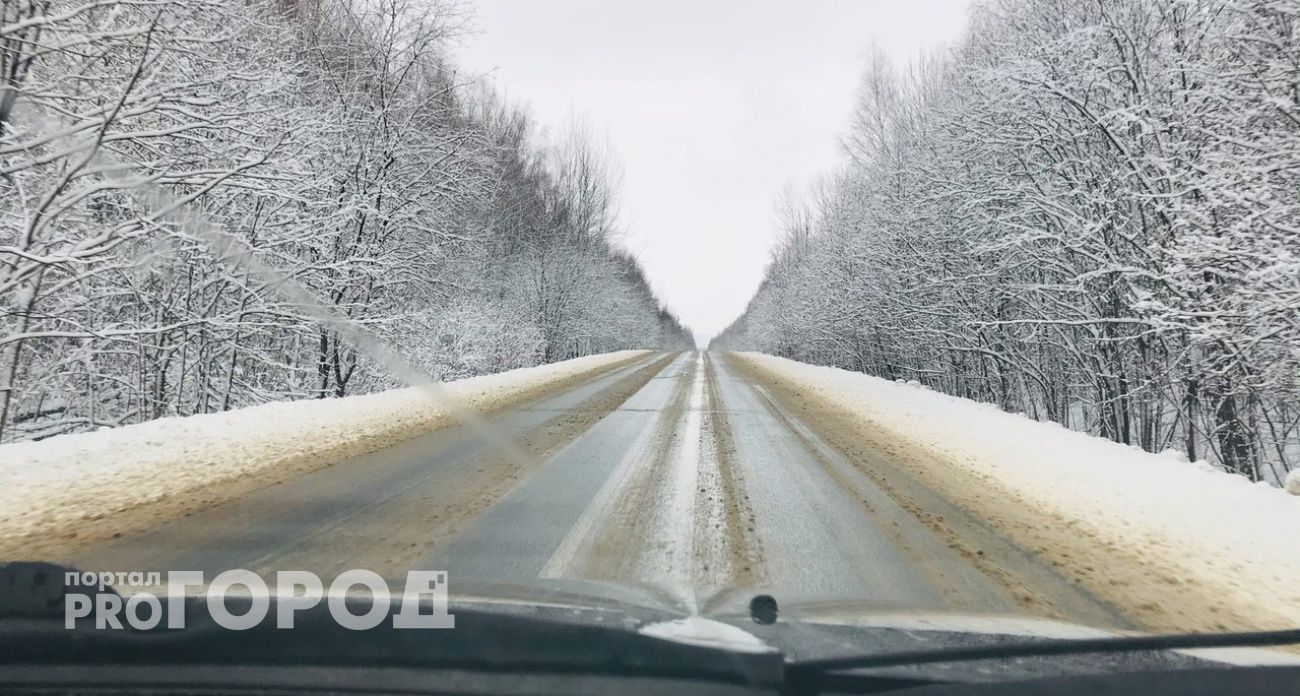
[{"xmin": 71, "ymin": 351, "xmax": 1101, "ymax": 616}]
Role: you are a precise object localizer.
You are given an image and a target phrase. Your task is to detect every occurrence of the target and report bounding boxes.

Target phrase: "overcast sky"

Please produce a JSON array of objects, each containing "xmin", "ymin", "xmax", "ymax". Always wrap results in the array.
[{"xmin": 453, "ymin": 0, "xmax": 974, "ymax": 344}]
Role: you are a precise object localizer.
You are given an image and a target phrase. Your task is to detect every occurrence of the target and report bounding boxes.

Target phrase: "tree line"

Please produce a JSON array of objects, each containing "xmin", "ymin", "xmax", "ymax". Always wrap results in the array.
[
  {"xmin": 714, "ymin": 0, "xmax": 1299, "ymax": 484},
  {"xmin": 0, "ymin": 0, "xmax": 690, "ymax": 443}
]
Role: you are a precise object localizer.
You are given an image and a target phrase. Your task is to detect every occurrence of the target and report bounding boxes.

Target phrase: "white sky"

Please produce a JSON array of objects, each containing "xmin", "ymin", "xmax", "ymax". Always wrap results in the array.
[{"xmin": 453, "ymin": 0, "xmax": 974, "ymax": 344}]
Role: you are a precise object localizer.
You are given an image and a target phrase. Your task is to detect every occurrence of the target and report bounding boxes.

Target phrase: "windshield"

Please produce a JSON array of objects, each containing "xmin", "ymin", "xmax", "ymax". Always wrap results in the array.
[{"xmin": 2, "ymin": 0, "xmax": 1299, "ymax": 670}]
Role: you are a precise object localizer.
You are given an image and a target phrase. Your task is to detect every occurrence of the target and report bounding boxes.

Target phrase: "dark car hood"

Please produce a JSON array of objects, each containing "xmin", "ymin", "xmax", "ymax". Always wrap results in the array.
[
  {"xmin": 421, "ymin": 577, "xmax": 1300, "ymax": 673},
  {"xmin": 5, "ymin": 566, "xmax": 1297, "ymax": 688}
]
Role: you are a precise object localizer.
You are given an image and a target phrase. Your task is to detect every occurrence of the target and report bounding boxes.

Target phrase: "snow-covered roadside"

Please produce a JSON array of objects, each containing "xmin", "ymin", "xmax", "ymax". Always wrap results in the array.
[
  {"xmin": 0, "ymin": 351, "xmax": 650, "ymax": 549},
  {"xmin": 732, "ymin": 352, "xmax": 1300, "ymax": 633}
]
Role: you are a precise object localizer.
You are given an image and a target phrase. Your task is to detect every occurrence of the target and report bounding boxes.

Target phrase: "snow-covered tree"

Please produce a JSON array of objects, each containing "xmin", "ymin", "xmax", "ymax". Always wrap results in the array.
[
  {"xmin": 716, "ymin": 0, "xmax": 1299, "ymax": 485},
  {"xmin": 0, "ymin": 0, "xmax": 689, "ymax": 442}
]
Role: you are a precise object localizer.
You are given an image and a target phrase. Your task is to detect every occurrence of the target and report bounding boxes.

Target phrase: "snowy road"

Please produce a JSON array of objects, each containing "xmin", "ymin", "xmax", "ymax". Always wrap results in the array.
[{"xmin": 70, "ymin": 352, "xmax": 1123, "ymax": 622}]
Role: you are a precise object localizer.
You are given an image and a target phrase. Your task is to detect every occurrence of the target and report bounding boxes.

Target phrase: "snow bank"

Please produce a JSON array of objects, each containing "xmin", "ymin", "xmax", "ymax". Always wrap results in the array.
[
  {"xmin": 0, "ymin": 351, "xmax": 649, "ymax": 545},
  {"xmin": 1286, "ymin": 468, "xmax": 1300, "ymax": 496},
  {"xmin": 734, "ymin": 352, "xmax": 1300, "ymax": 631}
]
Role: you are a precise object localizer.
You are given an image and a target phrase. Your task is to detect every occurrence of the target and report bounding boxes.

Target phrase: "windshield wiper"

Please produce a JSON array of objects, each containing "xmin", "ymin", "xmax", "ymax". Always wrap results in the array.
[{"xmin": 786, "ymin": 626, "xmax": 1300, "ymax": 676}]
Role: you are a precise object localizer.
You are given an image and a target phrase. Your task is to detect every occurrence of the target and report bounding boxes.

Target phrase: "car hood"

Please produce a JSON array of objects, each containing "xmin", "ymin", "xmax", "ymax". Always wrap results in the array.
[
  {"xmin": 9, "ymin": 565, "xmax": 1297, "ymax": 684},
  {"xmin": 435, "ymin": 577, "xmax": 1300, "ymax": 670}
]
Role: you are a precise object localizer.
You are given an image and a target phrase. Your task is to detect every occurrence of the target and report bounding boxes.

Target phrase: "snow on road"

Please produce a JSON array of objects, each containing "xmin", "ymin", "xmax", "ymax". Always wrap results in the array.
[
  {"xmin": 734, "ymin": 352, "xmax": 1300, "ymax": 633},
  {"xmin": 0, "ymin": 351, "xmax": 649, "ymax": 548},
  {"xmin": 650, "ymin": 352, "xmax": 707, "ymax": 588}
]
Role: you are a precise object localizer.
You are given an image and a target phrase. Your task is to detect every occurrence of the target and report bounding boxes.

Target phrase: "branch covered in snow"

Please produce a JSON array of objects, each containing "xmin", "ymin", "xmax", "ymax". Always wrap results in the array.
[
  {"xmin": 715, "ymin": 0, "xmax": 1300, "ymax": 487},
  {"xmin": 0, "ymin": 0, "xmax": 691, "ymax": 443}
]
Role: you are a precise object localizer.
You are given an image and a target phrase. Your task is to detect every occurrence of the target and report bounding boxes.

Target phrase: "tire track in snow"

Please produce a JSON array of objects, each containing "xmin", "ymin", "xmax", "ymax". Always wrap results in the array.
[
  {"xmin": 546, "ymin": 353, "xmax": 760, "ymax": 597},
  {"xmin": 552, "ymin": 354, "xmax": 695, "ymax": 583}
]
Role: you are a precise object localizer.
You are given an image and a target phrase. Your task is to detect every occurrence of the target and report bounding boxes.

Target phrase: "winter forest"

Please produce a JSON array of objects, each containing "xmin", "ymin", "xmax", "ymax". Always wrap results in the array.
[
  {"xmin": 715, "ymin": 0, "xmax": 1300, "ymax": 484},
  {"xmin": 4, "ymin": 0, "xmax": 1298, "ymax": 490},
  {"xmin": 0, "ymin": 0, "xmax": 691, "ymax": 443}
]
